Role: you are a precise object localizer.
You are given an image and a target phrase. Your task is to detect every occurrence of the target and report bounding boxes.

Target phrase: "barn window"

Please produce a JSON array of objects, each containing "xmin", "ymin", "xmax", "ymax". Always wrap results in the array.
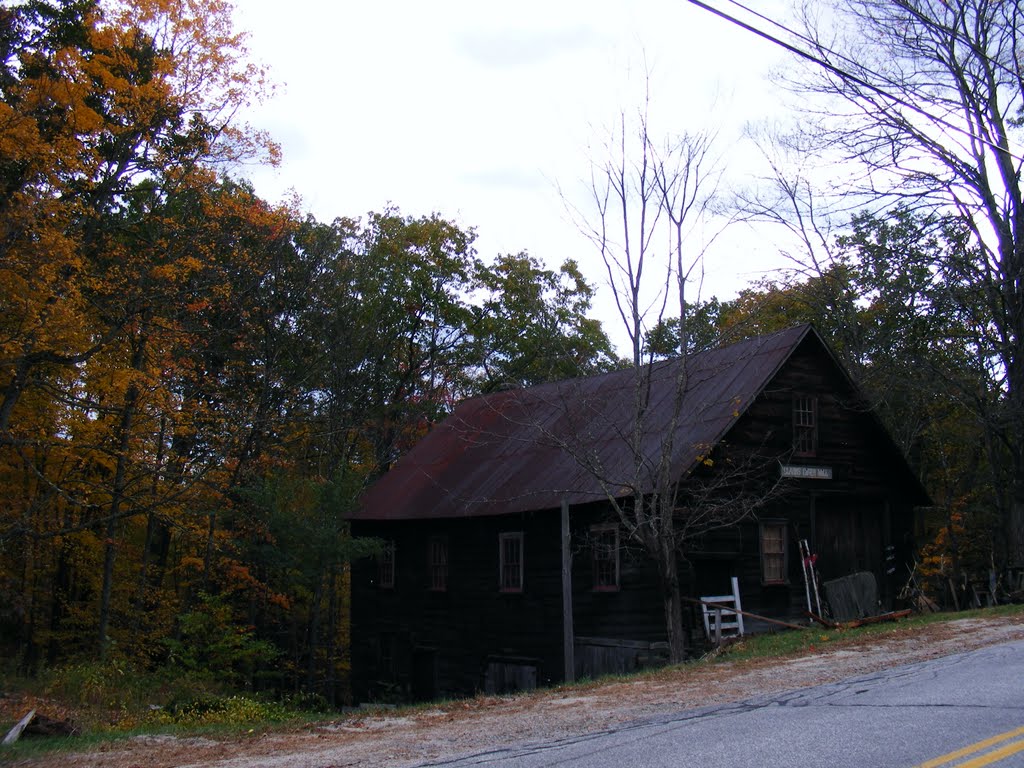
[
  {"xmin": 760, "ymin": 521, "xmax": 787, "ymax": 584},
  {"xmin": 378, "ymin": 541, "xmax": 395, "ymax": 589},
  {"xmin": 499, "ymin": 532, "xmax": 524, "ymax": 592},
  {"xmin": 374, "ymin": 540, "xmax": 393, "ymax": 589},
  {"xmin": 428, "ymin": 536, "xmax": 448, "ymax": 592},
  {"xmin": 591, "ymin": 524, "xmax": 620, "ymax": 591},
  {"xmin": 793, "ymin": 395, "xmax": 818, "ymax": 456}
]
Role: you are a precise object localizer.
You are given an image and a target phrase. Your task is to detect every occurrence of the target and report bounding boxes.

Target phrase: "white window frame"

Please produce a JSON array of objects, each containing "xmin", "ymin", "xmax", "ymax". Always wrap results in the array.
[
  {"xmin": 760, "ymin": 520, "xmax": 787, "ymax": 585},
  {"xmin": 590, "ymin": 524, "xmax": 620, "ymax": 591},
  {"xmin": 499, "ymin": 532, "xmax": 524, "ymax": 593},
  {"xmin": 793, "ymin": 395, "xmax": 818, "ymax": 456}
]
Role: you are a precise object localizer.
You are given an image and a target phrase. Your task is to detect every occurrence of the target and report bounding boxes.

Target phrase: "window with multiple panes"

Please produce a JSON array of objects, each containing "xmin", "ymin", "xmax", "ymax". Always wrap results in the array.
[
  {"xmin": 591, "ymin": 524, "xmax": 620, "ymax": 591},
  {"xmin": 499, "ymin": 532, "xmax": 524, "ymax": 592},
  {"xmin": 428, "ymin": 536, "xmax": 448, "ymax": 592},
  {"xmin": 793, "ymin": 395, "xmax": 818, "ymax": 456},
  {"xmin": 760, "ymin": 521, "xmax": 787, "ymax": 584},
  {"xmin": 378, "ymin": 541, "xmax": 395, "ymax": 589}
]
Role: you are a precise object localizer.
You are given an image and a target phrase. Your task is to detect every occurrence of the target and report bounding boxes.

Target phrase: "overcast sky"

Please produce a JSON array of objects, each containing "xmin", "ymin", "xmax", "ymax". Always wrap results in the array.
[{"xmin": 232, "ymin": 0, "xmax": 800, "ymax": 351}]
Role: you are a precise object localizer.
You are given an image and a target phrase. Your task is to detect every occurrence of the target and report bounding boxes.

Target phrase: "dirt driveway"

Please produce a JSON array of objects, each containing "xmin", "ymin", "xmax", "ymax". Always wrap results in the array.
[{"xmin": 11, "ymin": 615, "xmax": 1024, "ymax": 768}]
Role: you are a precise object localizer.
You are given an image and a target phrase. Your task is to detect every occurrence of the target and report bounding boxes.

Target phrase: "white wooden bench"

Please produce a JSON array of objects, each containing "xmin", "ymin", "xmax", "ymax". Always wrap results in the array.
[{"xmin": 700, "ymin": 576, "xmax": 745, "ymax": 643}]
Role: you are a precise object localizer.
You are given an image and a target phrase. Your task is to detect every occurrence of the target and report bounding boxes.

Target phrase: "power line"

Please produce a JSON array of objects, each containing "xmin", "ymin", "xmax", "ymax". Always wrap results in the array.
[
  {"xmin": 683, "ymin": 0, "xmax": 1024, "ymax": 165},
  {"xmin": 724, "ymin": 0, "xmax": 887, "ymax": 79},
  {"xmin": 725, "ymin": 0, "xmax": 1024, "ymax": 98}
]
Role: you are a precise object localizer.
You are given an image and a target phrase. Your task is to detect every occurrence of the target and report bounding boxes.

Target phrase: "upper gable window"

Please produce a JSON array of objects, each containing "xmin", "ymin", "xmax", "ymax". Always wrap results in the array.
[
  {"xmin": 793, "ymin": 395, "xmax": 818, "ymax": 456},
  {"xmin": 591, "ymin": 524, "xmax": 620, "ymax": 591},
  {"xmin": 499, "ymin": 532, "xmax": 524, "ymax": 592}
]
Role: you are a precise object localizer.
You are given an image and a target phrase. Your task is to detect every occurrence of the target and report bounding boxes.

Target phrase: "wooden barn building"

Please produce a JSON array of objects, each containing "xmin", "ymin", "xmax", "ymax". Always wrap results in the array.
[{"xmin": 348, "ymin": 325, "xmax": 928, "ymax": 702}]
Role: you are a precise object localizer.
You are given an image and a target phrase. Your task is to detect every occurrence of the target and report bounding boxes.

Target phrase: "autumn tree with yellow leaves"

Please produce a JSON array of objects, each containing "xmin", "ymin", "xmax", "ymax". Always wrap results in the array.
[
  {"xmin": 0, "ymin": 0, "xmax": 617, "ymax": 704},
  {"xmin": 0, "ymin": 0, "xmax": 282, "ymax": 669}
]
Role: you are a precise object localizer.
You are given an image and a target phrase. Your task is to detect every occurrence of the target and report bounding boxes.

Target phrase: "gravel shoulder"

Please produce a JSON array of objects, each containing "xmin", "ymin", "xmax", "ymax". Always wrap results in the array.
[{"xmin": 10, "ymin": 615, "xmax": 1024, "ymax": 768}]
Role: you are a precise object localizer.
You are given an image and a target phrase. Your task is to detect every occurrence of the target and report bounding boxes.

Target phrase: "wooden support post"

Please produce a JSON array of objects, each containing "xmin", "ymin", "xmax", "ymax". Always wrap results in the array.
[
  {"xmin": 3, "ymin": 710, "xmax": 35, "ymax": 745},
  {"xmin": 805, "ymin": 611, "xmax": 836, "ymax": 629},
  {"xmin": 714, "ymin": 608, "xmax": 722, "ymax": 646},
  {"xmin": 561, "ymin": 498, "xmax": 574, "ymax": 684}
]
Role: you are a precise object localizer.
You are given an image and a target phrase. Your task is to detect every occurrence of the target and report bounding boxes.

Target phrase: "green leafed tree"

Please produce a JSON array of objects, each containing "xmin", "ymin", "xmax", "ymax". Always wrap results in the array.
[
  {"xmin": 472, "ymin": 252, "xmax": 618, "ymax": 391},
  {"xmin": 784, "ymin": 0, "xmax": 1024, "ymax": 568},
  {"xmin": 706, "ymin": 207, "xmax": 999, "ymax": 592}
]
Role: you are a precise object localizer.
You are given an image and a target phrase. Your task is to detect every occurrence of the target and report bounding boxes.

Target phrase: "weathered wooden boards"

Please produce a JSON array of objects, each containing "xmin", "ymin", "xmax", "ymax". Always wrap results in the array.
[
  {"xmin": 2, "ymin": 709, "xmax": 35, "ymax": 746},
  {"xmin": 2, "ymin": 710, "xmax": 79, "ymax": 745}
]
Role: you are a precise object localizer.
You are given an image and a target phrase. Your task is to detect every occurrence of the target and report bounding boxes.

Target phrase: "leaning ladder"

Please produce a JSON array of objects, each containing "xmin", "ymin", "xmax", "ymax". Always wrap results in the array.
[{"xmin": 799, "ymin": 539, "xmax": 823, "ymax": 619}]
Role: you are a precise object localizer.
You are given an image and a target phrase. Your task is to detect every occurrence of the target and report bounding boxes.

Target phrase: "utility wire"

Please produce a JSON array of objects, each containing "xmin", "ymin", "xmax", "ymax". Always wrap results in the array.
[
  {"xmin": 724, "ymin": 0, "xmax": 892, "ymax": 81},
  {"xmin": 684, "ymin": 0, "xmax": 1024, "ymax": 165},
  {"xmin": 724, "ymin": 0, "xmax": 1024, "ymax": 99}
]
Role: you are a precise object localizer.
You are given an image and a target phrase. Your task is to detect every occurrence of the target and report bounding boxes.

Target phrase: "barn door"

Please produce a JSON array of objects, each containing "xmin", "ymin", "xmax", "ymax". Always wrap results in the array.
[{"xmin": 814, "ymin": 501, "xmax": 882, "ymax": 582}]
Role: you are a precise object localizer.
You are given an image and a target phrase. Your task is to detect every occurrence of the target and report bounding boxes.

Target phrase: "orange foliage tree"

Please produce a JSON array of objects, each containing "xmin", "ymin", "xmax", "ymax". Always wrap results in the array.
[
  {"xmin": 0, "ymin": 0, "xmax": 280, "ymax": 669},
  {"xmin": 0, "ymin": 2, "xmax": 616, "ymax": 704}
]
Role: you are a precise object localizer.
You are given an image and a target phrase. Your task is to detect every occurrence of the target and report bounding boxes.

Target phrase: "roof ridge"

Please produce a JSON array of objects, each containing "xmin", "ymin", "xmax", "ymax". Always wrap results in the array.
[
  {"xmin": 460, "ymin": 323, "xmax": 814, "ymax": 408},
  {"xmin": 354, "ymin": 324, "xmax": 823, "ymax": 520}
]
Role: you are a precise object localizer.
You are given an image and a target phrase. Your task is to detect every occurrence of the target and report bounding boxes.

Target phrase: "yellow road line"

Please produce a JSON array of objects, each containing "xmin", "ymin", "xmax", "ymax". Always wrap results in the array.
[
  {"xmin": 917, "ymin": 725, "xmax": 1024, "ymax": 768},
  {"xmin": 958, "ymin": 738, "xmax": 1024, "ymax": 768}
]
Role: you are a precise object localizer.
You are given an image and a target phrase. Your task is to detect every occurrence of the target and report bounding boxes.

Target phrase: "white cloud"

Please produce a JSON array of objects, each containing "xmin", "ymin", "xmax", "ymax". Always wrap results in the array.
[
  {"xmin": 454, "ymin": 25, "xmax": 606, "ymax": 70},
  {"xmin": 234, "ymin": 0, "xmax": 802, "ymax": 353}
]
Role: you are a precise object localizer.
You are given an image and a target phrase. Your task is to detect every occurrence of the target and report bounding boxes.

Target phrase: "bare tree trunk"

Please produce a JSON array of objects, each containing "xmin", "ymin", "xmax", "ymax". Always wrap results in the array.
[
  {"xmin": 1008, "ymin": 437, "xmax": 1024, "ymax": 567},
  {"xmin": 569, "ymin": 89, "xmax": 726, "ymax": 665},
  {"xmin": 131, "ymin": 415, "xmax": 168, "ymax": 629},
  {"xmin": 325, "ymin": 565, "xmax": 338, "ymax": 707},
  {"xmin": 46, "ymin": 541, "xmax": 71, "ymax": 666},
  {"xmin": 306, "ymin": 571, "xmax": 324, "ymax": 692},
  {"xmin": 659, "ymin": 554, "xmax": 686, "ymax": 663},
  {"xmin": 19, "ymin": 526, "xmax": 36, "ymax": 672},
  {"xmin": 1009, "ymin": 498, "xmax": 1024, "ymax": 569},
  {"xmin": 944, "ymin": 510, "xmax": 962, "ymax": 603},
  {"xmin": 129, "ymin": 510, "xmax": 157, "ymax": 647},
  {"xmin": 98, "ymin": 330, "xmax": 148, "ymax": 658},
  {"xmin": 201, "ymin": 512, "xmax": 216, "ymax": 594},
  {"xmin": 0, "ymin": 358, "xmax": 30, "ymax": 440}
]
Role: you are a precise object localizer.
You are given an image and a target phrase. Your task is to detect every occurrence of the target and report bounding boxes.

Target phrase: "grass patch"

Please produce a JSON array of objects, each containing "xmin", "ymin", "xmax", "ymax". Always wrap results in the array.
[
  {"xmin": 0, "ymin": 662, "xmax": 330, "ymax": 760},
  {"xmin": 715, "ymin": 602, "xmax": 1024, "ymax": 663},
  {"xmin": 0, "ymin": 714, "xmax": 329, "ymax": 763},
  {"xmin": 0, "ymin": 728, "xmax": 125, "ymax": 762}
]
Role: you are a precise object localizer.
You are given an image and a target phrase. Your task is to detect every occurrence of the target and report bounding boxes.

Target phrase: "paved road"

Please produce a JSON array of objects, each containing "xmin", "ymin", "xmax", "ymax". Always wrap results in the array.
[{"xmin": 422, "ymin": 640, "xmax": 1024, "ymax": 768}]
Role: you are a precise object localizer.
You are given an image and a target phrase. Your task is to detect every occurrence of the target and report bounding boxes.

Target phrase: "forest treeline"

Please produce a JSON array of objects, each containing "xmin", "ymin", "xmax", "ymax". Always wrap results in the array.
[
  {"xmin": 0, "ymin": 0, "xmax": 1011, "ymax": 704},
  {"xmin": 0, "ymin": 0, "xmax": 620, "ymax": 701},
  {"xmin": 667, "ymin": 210, "xmax": 1001, "ymax": 606}
]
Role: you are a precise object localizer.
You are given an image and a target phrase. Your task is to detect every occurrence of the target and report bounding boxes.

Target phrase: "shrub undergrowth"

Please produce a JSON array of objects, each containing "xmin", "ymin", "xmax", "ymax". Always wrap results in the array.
[{"xmin": 1, "ymin": 660, "xmax": 317, "ymax": 737}]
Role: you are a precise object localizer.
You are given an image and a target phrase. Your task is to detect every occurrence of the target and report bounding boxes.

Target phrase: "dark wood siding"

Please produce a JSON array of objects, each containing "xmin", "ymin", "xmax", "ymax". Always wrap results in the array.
[
  {"xmin": 716, "ymin": 336, "xmax": 918, "ymax": 622},
  {"xmin": 351, "ymin": 335, "xmax": 921, "ymax": 701},
  {"xmin": 570, "ymin": 506, "xmax": 673, "ymax": 644},
  {"xmin": 351, "ymin": 511, "xmax": 566, "ymax": 701}
]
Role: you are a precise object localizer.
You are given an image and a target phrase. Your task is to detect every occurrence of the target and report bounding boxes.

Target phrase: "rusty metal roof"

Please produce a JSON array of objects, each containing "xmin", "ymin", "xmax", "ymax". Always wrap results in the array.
[{"xmin": 353, "ymin": 324, "xmax": 815, "ymax": 520}]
